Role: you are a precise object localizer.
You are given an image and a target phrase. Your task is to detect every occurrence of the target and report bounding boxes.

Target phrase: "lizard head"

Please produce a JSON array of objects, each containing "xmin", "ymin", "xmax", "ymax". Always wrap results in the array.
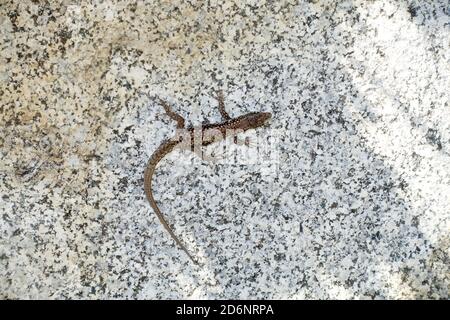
[{"xmin": 238, "ymin": 112, "xmax": 272, "ymax": 130}]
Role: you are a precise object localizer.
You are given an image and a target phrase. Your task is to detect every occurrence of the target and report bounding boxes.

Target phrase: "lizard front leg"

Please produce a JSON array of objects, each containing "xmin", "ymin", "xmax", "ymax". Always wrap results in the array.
[{"xmin": 213, "ymin": 92, "xmax": 254, "ymax": 147}]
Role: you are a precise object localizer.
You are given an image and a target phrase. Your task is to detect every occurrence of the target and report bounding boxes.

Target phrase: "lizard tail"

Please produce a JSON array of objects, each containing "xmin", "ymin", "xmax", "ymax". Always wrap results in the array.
[{"xmin": 144, "ymin": 141, "xmax": 198, "ymax": 264}]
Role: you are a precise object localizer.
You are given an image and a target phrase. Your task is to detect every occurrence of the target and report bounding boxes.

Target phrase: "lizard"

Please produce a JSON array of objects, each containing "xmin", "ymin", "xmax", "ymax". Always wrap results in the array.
[{"xmin": 144, "ymin": 90, "xmax": 272, "ymax": 264}]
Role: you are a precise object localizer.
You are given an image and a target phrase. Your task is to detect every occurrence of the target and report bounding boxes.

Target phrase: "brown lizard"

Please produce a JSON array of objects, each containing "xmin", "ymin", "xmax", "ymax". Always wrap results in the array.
[{"xmin": 144, "ymin": 91, "xmax": 272, "ymax": 264}]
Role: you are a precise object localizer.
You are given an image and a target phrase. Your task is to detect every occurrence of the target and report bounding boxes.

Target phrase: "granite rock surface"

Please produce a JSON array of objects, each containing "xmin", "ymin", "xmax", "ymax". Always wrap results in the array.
[{"xmin": 0, "ymin": 0, "xmax": 449, "ymax": 299}]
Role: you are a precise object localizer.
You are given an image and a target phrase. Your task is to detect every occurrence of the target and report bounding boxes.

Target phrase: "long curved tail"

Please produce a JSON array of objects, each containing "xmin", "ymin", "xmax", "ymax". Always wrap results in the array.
[{"xmin": 144, "ymin": 140, "xmax": 198, "ymax": 264}]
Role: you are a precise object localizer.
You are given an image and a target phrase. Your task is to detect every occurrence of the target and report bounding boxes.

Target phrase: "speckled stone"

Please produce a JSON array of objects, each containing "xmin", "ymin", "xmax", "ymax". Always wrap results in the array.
[{"xmin": 1, "ymin": 0, "xmax": 449, "ymax": 299}]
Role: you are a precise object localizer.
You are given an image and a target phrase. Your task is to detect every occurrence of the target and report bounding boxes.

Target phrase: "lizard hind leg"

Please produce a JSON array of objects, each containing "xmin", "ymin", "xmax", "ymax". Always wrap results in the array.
[
  {"xmin": 213, "ymin": 90, "xmax": 231, "ymax": 121},
  {"xmin": 158, "ymin": 98, "xmax": 186, "ymax": 129}
]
